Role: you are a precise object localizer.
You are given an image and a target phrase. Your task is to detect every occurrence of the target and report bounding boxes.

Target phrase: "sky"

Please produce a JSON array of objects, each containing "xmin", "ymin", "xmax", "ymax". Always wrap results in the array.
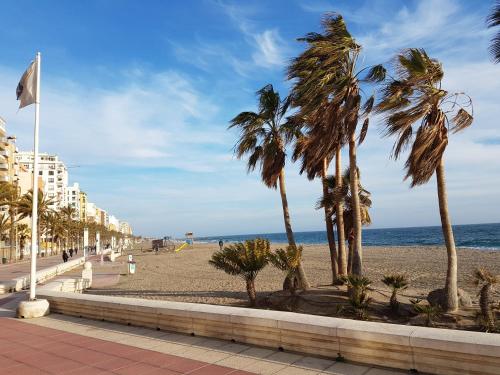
[{"xmin": 0, "ymin": 0, "xmax": 498, "ymax": 237}]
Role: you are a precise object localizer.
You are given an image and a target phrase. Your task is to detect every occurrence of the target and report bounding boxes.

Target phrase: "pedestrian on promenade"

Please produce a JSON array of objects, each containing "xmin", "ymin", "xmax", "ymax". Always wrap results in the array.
[
  {"xmin": 219, "ymin": 239, "xmax": 224, "ymax": 251},
  {"xmin": 62, "ymin": 250, "xmax": 69, "ymax": 263},
  {"xmin": 75, "ymin": 248, "xmax": 78, "ymax": 255},
  {"xmin": 69, "ymin": 248, "xmax": 74, "ymax": 257}
]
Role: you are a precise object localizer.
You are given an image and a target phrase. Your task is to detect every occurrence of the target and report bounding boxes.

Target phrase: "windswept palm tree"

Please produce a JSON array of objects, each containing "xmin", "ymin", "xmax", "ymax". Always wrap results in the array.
[
  {"xmin": 487, "ymin": 1, "xmax": 500, "ymax": 63},
  {"xmin": 229, "ymin": 84, "xmax": 309, "ymax": 289},
  {"xmin": 377, "ymin": 48, "xmax": 473, "ymax": 311},
  {"xmin": 292, "ymin": 115, "xmax": 342, "ymax": 283},
  {"xmin": 288, "ymin": 13, "xmax": 385, "ymax": 276},
  {"xmin": 321, "ymin": 167, "xmax": 372, "ymax": 273}
]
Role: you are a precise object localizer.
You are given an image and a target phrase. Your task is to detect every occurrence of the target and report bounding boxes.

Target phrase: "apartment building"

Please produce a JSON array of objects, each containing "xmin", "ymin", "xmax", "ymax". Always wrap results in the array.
[
  {"xmin": 0, "ymin": 118, "xmax": 9, "ymax": 183},
  {"xmin": 16, "ymin": 151, "xmax": 68, "ymax": 209},
  {"xmin": 108, "ymin": 215, "xmax": 120, "ymax": 231},
  {"xmin": 100, "ymin": 209, "xmax": 109, "ymax": 228},
  {"xmin": 119, "ymin": 221, "xmax": 132, "ymax": 235},
  {"xmin": 79, "ymin": 191, "xmax": 87, "ymax": 222}
]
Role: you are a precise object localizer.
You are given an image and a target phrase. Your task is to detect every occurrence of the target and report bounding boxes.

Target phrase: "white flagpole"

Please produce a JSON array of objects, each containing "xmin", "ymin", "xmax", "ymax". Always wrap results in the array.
[{"xmin": 29, "ymin": 52, "xmax": 41, "ymax": 301}]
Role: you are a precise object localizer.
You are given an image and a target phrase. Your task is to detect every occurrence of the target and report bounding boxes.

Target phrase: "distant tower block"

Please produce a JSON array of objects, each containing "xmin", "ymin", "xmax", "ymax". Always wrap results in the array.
[{"xmin": 185, "ymin": 232, "xmax": 194, "ymax": 246}]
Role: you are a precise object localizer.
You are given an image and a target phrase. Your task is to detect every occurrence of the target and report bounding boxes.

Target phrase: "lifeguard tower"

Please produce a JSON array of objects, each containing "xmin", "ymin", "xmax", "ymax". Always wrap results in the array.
[{"xmin": 185, "ymin": 232, "xmax": 194, "ymax": 246}]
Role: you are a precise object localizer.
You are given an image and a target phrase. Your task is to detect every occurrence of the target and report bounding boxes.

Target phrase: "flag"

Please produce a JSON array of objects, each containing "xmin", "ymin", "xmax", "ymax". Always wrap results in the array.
[{"xmin": 16, "ymin": 60, "xmax": 37, "ymax": 109}]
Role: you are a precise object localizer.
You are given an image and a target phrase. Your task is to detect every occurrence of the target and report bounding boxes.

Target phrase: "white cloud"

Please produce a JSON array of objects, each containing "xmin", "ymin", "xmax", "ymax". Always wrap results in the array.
[
  {"xmin": 252, "ymin": 29, "xmax": 287, "ymax": 68},
  {"xmin": 0, "ymin": 67, "xmax": 231, "ymax": 172},
  {"xmin": 215, "ymin": 0, "xmax": 289, "ymax": 70}
]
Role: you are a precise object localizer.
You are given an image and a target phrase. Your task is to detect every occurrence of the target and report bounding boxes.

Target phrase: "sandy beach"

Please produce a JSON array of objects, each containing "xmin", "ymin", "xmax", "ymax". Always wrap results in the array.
[{"xmin": 88, "ymin": 242, "xmax": 500, "ymax": 307}]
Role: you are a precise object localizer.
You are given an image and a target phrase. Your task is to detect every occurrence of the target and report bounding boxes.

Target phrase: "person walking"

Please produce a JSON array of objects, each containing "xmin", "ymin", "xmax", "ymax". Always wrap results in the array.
[
  {"xmin": 62, "ymin": 250, "xmax": 69, "ymax": 263},
  {"xmin": 69, "ymin": 248, "xmax": 74, "ymax": 258},
  {"xmin": 218, "ymin": 239, "xmax": 224, "ymax": 251}
]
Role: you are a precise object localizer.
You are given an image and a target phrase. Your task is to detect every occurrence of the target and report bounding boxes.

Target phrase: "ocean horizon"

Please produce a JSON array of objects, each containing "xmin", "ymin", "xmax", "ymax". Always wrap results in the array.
[{"xmin": 194, "ymin": 222, "xmax": 500, "ymax": 250}]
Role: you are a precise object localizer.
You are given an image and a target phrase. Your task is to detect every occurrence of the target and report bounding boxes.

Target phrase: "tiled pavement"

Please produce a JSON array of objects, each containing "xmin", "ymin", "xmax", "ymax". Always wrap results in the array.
[{"xmin": 0, "ymin": 294, "xmax": 409, "ymax": 375}]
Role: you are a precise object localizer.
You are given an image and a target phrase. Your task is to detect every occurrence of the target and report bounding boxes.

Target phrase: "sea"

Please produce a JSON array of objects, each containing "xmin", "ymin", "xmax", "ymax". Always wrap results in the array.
[{"xmin": 195, "ymin": 223, "xmax": 500, "ymax": 250}]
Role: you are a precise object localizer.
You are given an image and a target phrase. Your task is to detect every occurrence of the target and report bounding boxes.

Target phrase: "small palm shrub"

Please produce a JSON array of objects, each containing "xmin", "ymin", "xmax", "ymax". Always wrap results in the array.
[
  {"xmin": 341, "ymin": 275, "xmax": 372, "ymax": 319},
  {"xmin": 474, "ymin": 268, "xmax": 499, "ymax": 332},
  {"xmin": 209, "ymin": 238, "xmax": 270, "ymax": 306},
  {"xmin": 411, "ymin": 298, "xmax": 442, "ymax": 327},
  {"xmin": 268, "ymin": 245, "xmax": 303, "ymax": 295},
  {"xmin": 382, "ymin": 274, "xmax": 409, "ymax": 314}
]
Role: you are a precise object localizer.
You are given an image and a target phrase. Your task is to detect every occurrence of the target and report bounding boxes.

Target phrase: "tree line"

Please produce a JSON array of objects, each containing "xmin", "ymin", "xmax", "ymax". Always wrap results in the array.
[{"xmin": 0, "ymin": 182, "xmax": 127, "ymax": 261}]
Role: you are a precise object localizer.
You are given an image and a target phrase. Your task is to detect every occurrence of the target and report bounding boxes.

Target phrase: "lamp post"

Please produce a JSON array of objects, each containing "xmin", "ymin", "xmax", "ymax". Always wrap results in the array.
[{"xmin": 83, "ymin": 226, "xmax": 88, "ymax": 259}]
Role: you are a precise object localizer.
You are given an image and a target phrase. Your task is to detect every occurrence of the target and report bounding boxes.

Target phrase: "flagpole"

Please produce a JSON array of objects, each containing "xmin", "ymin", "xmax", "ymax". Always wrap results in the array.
[{"xmin": 29, "ymin": 52, "xmax": 41, "ymax": 301}]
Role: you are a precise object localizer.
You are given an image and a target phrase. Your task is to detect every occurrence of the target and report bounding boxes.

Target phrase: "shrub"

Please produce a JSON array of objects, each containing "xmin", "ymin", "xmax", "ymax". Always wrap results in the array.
[
  {"xmin": 382, "ymin": 274, "xmax": 409, "ymax": 314},
  {"xmin": 209, "ymin": 238, "xmax": 270, "ymax": 306}
]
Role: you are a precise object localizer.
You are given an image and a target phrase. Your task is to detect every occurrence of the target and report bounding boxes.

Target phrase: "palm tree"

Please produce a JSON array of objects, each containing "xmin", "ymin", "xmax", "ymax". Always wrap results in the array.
[
  {"xmin": 382, "ymin": 274, "xmax": 409, "ymax": 313},
  {"xmin": 293, "ymin": 132, "xmax": 338, "ymax": 282},
  {"xmin": 0, "ymin": 182, "xmax": 19, "ymax": 261},
  {"xmin": 229, "ymin": 84, "xmax": 309, "ymax": 289},
  {"xmin": 17, "ymin": 223, "xmax": 30, "ymax": 260},
  {"xmin": 17, "ymin": 189, "xmax": 55, "ymax": 256},
  {"xmin": 487, "ymin": 1, "xmax": 500, "ymax": 63},
  {"xmin": 0, "ymin": 212, "xmax": 10, "ymax": 259},
  {"xmin": 320, "ymin": 167, "xmax": 372, "ymax": 273},
  {"xmin": 474, "ymin": 268, "xmax": 499, "ymax": 332},
  {"xmin": 288, "ymin": 13, "xmax": 385, "ymax": 276},
  {"xmin": 209, "ymin": 238, "xmax": 270, "ymax": 306},
  {"xmin": 268, "ymin": 245, "xmax": 303, "ymax": 296},
  {"xmin": 377, "ymin": 49, "xmax": 473, "ymax": 311}
]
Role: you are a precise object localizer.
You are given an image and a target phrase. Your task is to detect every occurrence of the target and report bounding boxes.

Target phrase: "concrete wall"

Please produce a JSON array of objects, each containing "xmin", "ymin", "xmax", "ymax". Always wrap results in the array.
[
  {"xmin": 37, "ymin": 291, "xmax": 500, "ymax": 375},
  {"xmin": 0, "ymin": 256, "xmax": 85, "ymax": 293}
]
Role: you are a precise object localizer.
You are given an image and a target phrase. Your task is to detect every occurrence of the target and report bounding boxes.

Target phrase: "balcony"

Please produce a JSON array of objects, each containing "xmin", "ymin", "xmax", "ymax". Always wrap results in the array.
[
  {"xmin": 0, "ymin": 175, "xmax": 9, "ymax": 182},
  {"xmin": 0, "ymin": 150, "xmax": 8, "ymax": 158},
  {"xmin": 0, "ymin": 163, "xmax": 8, "ymax": 171}
]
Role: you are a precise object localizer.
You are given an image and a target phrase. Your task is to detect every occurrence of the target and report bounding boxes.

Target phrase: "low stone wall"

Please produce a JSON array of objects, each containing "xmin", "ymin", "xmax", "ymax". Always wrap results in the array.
[
  {"xmin": 0, "ymin": 256, "xmax": 85, "ymax": 293},
  {"xmin": 36, "ymin": 291, "xmax": 500, "ymax": 375},
  {"xmin": 39, "ymin": 278, "xmax": 90, "ymax": 293}
]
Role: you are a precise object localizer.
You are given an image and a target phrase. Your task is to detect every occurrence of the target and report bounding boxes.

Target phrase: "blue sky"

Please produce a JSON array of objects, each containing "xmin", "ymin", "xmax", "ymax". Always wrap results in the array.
[{"xmin": 0, "ymin": 0, "xmax": 498, "ymax": 237}]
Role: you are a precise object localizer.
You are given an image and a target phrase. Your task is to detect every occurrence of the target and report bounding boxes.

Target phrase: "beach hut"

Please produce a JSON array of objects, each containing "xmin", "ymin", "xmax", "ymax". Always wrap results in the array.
[{"xmin": 185, "ymin": 232, "xmax": 194, "ymax": 246}]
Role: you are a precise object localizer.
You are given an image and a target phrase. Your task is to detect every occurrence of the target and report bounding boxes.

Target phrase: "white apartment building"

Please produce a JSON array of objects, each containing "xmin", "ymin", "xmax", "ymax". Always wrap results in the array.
[
  {"xmin": 16, "ymin": 152, "xmax": 68, "ymax": 209},
  {"xmin": 65, "ymin": 182, "xmax": 81, "ymax": 219},
  {"xmin": 108, "ymin": 215, "xmax": 120, "ymax": 232},
  {"xmin": 86, "ymin": 202, "xmax": 97, "ymax": 223}
]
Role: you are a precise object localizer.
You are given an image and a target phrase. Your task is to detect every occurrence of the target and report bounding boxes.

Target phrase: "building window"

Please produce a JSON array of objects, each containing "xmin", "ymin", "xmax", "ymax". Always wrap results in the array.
[
  {"xmin": 38, "ymin": 171, "xmax": 42, "ymax": 175},
  {"xmin": 48, "ymin": 171, "xmax": 54, "ymax": 175},
  {"xmin": 48, "ymin": 178, "xmax": 54, "ymax": 183}
]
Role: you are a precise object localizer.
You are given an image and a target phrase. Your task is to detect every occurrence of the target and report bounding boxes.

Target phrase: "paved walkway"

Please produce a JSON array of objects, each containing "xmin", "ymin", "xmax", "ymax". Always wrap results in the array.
[
  {"xmin": 0, "ymin": 295, "xmax": 407, "ymax": 375},
  {"xmin": 0, "ymin": 253, "xmax": 81, "ymax": 282},
  {"xmin": 55, "ymin": 254, "xmax": 123, "ymax": 288}
]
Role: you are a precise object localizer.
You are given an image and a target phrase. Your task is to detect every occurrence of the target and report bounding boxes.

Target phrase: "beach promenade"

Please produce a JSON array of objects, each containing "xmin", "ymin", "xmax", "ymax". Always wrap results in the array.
[
  {"xmin": 0, "ymin": 254, "xmax": 69, "ymax": 282},
  {"xmin": 0, "ymin": 293, "xmax": 404, "ymax": 375}
]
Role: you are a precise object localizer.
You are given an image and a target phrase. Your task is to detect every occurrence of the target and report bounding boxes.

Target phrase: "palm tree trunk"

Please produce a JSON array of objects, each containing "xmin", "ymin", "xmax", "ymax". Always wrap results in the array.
[
  {"xmin": 278, "ymin": 168, "xmax": 309, "ymax": 290},
  {"xmin": 349, "ymin": 134, "xmax": 363, "ymax": 276},
  {"xmin": 322, "ymin": 158, "xmax": 338, "ymax": 283},
  {"xmin": 347, "ymin": 235, "xmax": 354, "ymax": 273},
  {"xmin": 9, "ymin": 211, "xmax": 14, "ymax": 262},
  {"xmin": 246, "ymin": 278, "xmax": 257, "ymax": 307},
  {"xmin": 335, "ymin": 148, "xmax": 347, "ymax": 276},
  {"xmin": 436, "ymin": 159, "xmax": 458, "ymax": 311}
]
